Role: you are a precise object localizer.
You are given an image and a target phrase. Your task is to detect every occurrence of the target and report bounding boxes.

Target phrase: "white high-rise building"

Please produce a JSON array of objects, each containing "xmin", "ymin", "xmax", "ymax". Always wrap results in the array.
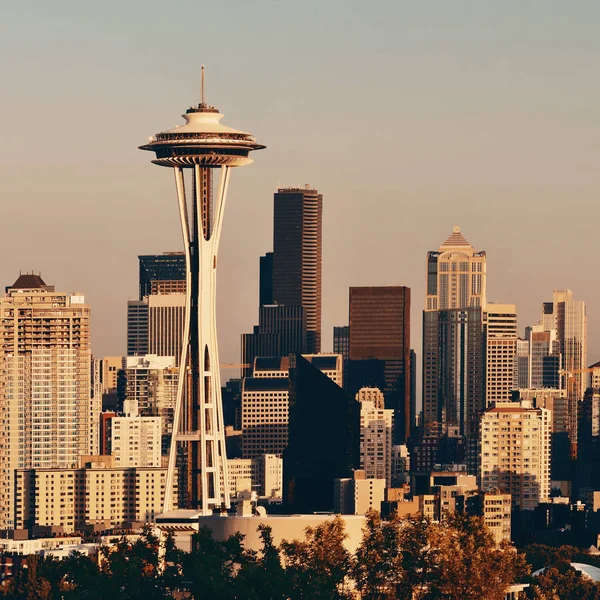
[
  {"xmin": 0, "ymin": 274, "xmax": 93, "ymax": 529},
  {"xmin": 480, "ymin": 401, "xmax": 551, "ymax": 510},
  {"xmin": 111, "ymin": 415, "xmax": 162, "ymax": 468},
  {"xmin": 123, "ymin": 355, "xmax": 178, "ymax": 455},
  {"xmin": 356, "ymin": 388, "xmax": 394, "ymax": 486},
  {"xmin": 485, "ymin": 303, "xmax": 518, "ymax": 405}
]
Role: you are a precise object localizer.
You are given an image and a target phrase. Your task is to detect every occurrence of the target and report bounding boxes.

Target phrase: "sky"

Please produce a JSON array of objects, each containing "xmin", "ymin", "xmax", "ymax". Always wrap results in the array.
[{"xmin": 2, "ymin": 0, "xmax": 600, "ymax": 380}]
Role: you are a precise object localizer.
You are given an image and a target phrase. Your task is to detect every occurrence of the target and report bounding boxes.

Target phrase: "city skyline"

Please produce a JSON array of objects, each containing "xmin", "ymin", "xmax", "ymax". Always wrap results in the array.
[{"xmin": 3, "ymin": 1, "xmax": 600, "ymax": 377}]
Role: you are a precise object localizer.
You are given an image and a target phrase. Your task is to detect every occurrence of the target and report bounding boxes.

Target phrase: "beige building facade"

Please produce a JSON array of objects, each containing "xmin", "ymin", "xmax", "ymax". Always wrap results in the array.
[
  {"xmin": 0, "ymin": 275, "xmax": 93, "ymax": 529},
  {"xmin": 15, "ymin": 456, "xmax": 174, "ymax": 532},
  {"xmin": 485, "ymin": 304, "xmax": 518, "ymax": 406},
  {"xmin": 480, "ymin": 402, "xmax": 551, "ymax": 510}
]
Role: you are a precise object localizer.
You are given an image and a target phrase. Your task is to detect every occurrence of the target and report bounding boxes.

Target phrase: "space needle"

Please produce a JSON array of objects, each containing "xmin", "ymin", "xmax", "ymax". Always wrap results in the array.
[{"xmin": 140, "ymin": 68, "xmax": 265, "ymax": 515}]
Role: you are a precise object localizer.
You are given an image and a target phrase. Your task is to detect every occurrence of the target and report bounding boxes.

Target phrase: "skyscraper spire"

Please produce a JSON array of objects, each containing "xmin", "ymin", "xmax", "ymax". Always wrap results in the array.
[{"xmin": 201, "ymin": 64, "xmax": 206, "ymax": 105}]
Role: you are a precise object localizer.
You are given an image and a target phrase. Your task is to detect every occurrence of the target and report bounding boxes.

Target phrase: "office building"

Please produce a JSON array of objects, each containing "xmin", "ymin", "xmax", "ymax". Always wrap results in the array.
[
  {"xmin": 241, "ymin": 378, "xmax": 290, "ymax": 458},
  {"xmin": 227, "ymin": 454, "xmax": 283, "ymax": 498},
  {"xmin": 423, "ymin": 227, "xmax": 486, "ymax": 447},
  {"xmin": 348, "ymin": 286, "xmax": 411, "ymax": 443},
  {"xmin": 138, "ymin": 253, "xmax": 186, "ymax": 299},
  {"xmin": 513, "ymin": 339, "xmax": 530, "ymax": 390},
  {"xmin": 422, "ymin": 307, "xmax": 485, "ymax": 439},
  {"xmin": 127, "ymin": 300, "xmax": 149, "ymax": 356},
  {"xmin": 284, "ymin": 354, "xmax": 359, "ymax": 513},
  {"xmin": 424, "ymin": 226, "xmax": 486, "ymax": 312},
  {"xmin": 357, "ymin": 388, "xmax": 394, "ymax": 486},
  {"xmin": 334, "ymin": 471, "xmax": 385, "ymax": 515},
  {"xmin": 15, "ymin": 456, "xmax": 175, "ymax": 533},
  {"xmin": 110, "ymin": 416, "xmax": 162, "ymax": 468},
  {"xmin": 480, "ymin": 401, "xmax": 551, "ymax": 510},
  {"xmin": 259, "ymin": 253, "xmax": 273, "ymax": 306},
  {"xmin": 0, "ymin": 274, "xmax": 93, "ymax": 529},
  {"xmin": 147, "ymin": 293, "xmax": 185, "ymax": 362},
  {"xmin": 485, "ymin": 303, "xmax": 518, "ymax": 405},
  {"xmin": 333, "ymin": 325, "xmax": 350, "ymax": 362},
  {"xmin": 272, "ymin": 186, "xmax": 322, "ymax": 353},
  {"xmin": 242, "ymin": 305, "xmax": 307, "ymax": 377}
]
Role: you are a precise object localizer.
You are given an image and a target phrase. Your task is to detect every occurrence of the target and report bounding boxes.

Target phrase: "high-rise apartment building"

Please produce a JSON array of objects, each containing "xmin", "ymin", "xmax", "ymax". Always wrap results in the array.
[
  {"xmin": 272, "ymin": 186, "xmax": 322, "ymax": 353},
  {"xmin": 357, "ymin": 388, "xmax": 394, "ymax": 486},
  {"xmin": 111, "ymin": 416, "xmax": 162, "ymax": 468},
  {"xmin": 514, "ymin": 388, "xmax": 570, "ymax": 484},
  {"xmin": 120, "ymin": 355, "xmax": 178, "ymax": 456},
  {"xmin": 0, "ymin": 275, "xmax": 94, "ymax": 529},
  {"xmin": 348, "ymin": 286, "xmax": 411, "ymax": 443},
  {"xmin": 423, "ymin": 228, "xmax": 487, "ymax": 445},
  {"xmin": 484, "ymin": 303, "xmax": 517, "ymax": 405},
  {"xmin": 479, "ymin": 401, "xmax": 551, "ymax": 510}
]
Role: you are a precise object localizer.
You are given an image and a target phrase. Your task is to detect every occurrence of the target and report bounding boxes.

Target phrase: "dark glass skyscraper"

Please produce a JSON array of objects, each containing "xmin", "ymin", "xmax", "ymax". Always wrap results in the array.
[
  {"xmin": 284, "ymin": 354, "xmax": 359, "ymax": 513},
  {"xmin": 272, "ymin": 186, "xmax": 322, "ymax": 353},
  {"xmin": 348, "ymin": 286, "xmax": 411, "ymax": 443},
  {"xmin": 241, "ymin": 305, "xmax": 307, "ymax": 377},
  {"xmin": 138, "ymin": 253, "xmax": 186, "ymax": 299}
]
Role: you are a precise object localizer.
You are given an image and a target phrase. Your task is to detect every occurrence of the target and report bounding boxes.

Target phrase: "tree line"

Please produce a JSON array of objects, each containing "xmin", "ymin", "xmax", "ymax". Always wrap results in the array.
[{"xmin": 2, "ymin": 512, "xmax": 600, "ymax": 599}]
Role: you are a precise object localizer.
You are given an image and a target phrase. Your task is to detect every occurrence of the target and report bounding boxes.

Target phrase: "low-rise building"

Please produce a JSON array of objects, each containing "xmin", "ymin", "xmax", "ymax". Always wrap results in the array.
[{"xmin": 15, "ymin": 456, "xmax": 175, "ymax": 533}]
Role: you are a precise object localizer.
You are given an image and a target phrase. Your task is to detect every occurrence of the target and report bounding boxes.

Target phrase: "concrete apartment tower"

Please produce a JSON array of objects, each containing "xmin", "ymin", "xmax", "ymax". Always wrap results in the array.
[
  {"xmin": 480, "ymin": 401, "xmax": 551, "ymax": 510},
  {"xmin": 0, "ymin": 274, "xmax": 93, "ymax": 529},
  {"xmin": 272, "ymin": 186, "xmax": 323, "ymax": 354}
]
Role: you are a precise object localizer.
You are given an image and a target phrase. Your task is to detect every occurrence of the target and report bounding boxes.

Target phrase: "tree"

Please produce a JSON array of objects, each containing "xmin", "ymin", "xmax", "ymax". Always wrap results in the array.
[
  {"xmin": 428, "ymin": 513, "xmax": 528, "ymax": 600},
  {"xmin": 352, "ymin": 510, "xmax": 404, "ymax": 600},
  {"xmin": 280, "ymin": 516, "xmax": 353, "ymax": 600}
]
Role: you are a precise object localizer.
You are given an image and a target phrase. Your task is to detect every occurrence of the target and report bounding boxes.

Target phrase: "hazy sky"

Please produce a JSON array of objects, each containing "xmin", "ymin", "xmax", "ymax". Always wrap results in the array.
[{"xmin": 2, "ymin": 1, "xmax": 600, "ymax": 375}]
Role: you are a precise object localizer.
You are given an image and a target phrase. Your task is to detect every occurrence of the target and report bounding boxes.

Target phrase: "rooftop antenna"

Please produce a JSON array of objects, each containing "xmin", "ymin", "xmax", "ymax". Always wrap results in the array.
[{"xmin": 201, "ymin": 64, "xmax": 206, "ymax": 105}]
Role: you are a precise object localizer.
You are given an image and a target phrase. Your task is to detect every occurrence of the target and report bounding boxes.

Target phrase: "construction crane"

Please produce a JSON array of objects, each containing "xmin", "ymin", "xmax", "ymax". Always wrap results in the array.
[{"xmin": 219, "ymin": 364, "xmax": 250, "ymax": 369}]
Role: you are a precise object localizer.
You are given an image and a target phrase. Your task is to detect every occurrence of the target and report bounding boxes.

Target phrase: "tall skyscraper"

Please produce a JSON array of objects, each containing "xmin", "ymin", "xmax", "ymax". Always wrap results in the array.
[
  {"xmin": 484, "ymin": 303, "xmax": 518, "ymax": 405},
  {"xmin": 140, "ymin": 70, "xmax": 265, "ymax": 514},
  {"xmin": 348, "ymin": 286, "xmax": 411, "ymax": 443},
  {"xmin": 0, "ymin": 274, "xmax": 94, "ymax": 529},
  {"xmin": 241, "ymin": 305, "xmax": 307, "ymax": 377},
  {"xmin": 259, "ymin": 252, "xmax": 273, "ymax": 307},
  {"xmin": 425, "ymin": 226, "xmax": 486, "ymax": 312},
  {"xmin": 138, "ymin": 253, "xmax": 186, "ymax": 298},
  {"xmin": 333, "ymin": 325, "xmax": 350, "ymax": 362},
  {"xmin": 422, "ymin": 227, "xmax": 487, "ymax": 446},
  {"xmin": 272, "ymin": 186, "xmax": 323, "ymax": 353},
  {"xmin": 532, "ymin": 290, "xmax": 586, "ymax": 446},
  {"xmin": 127, "ymin": 300, "xmax": 149, "ymax": 356},
  {"xmin": 284, "ymin": 354, "xmax": 359, "ymax": 513}
]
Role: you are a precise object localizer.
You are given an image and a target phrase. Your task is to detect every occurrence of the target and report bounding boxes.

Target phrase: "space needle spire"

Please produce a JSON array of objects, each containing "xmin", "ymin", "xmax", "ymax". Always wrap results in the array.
[{"xmin": 140, "ymin": 70, "xmax": 265, "ymax": 515}]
